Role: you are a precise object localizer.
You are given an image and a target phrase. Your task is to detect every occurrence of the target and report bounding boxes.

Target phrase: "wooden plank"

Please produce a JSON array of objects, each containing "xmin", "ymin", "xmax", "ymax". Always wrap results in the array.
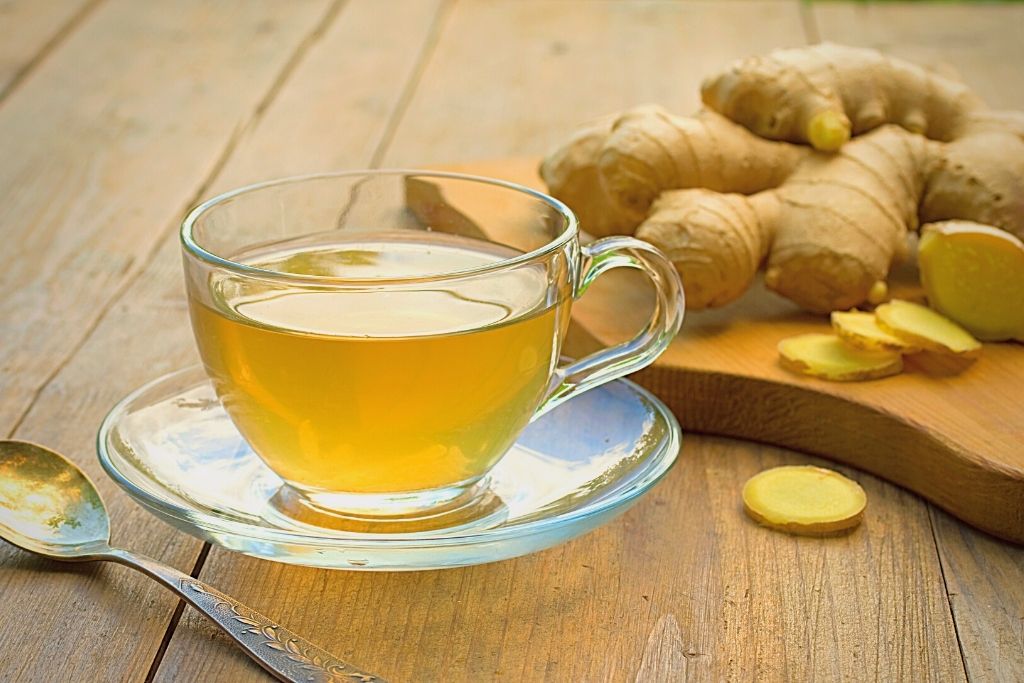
[
  {"xmin": 161, "ymin": 438, "xmax": 965, "ymax": 681},
  {"xmin": 381, "ymin": 0, "xmax": 807, "ymax": 164},
  {"xmin": 160, "ymin": 1, "xmax": 964, "ymax": 680},
  {"xmin": 931, "ymin": 509, "xmax": 1024, "ymax": 683},
  {"xmin": 811, "ymin": 4, "xmax": 1024, "ymax": 680},
  {"xmin": 0, "ymin": 1, "xmax": 341, "ymax": 681},
  {"xmin": 0, "ymin": 0, "xmax": 98, "ymax": 99},
  {"xmin": 0, "ymin": 1, "xmax": 445, "ymax": 681},
  {"xmin": 0, "ymin": 0, "xmax": 332, "ymax": 433}
]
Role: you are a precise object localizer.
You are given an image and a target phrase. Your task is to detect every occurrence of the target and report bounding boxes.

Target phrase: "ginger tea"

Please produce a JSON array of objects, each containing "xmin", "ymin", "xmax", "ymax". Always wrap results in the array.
[{"xmin": 189, "ymin": 232, "xmax": 570, "ymax": 495}]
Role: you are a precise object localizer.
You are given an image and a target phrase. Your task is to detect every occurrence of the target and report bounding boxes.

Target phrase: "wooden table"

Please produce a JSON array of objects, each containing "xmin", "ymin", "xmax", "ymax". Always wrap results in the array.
[{"xmin": 1, "ymin": 1, "xmax": 1022, "ymax": 680}]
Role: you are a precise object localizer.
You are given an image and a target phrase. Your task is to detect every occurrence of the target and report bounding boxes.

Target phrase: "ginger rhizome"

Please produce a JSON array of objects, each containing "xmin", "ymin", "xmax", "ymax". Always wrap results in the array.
[
  {"xmin": 540, "ymin": 44, "xmax": 1024, "ymax": 314},
  {"xmin": 701, "ymin": 43, "xmax": 983, "ymax": 152},
  {"xmin": 742, "ymin": 465, "xmax": 867, "ymax": 536}
]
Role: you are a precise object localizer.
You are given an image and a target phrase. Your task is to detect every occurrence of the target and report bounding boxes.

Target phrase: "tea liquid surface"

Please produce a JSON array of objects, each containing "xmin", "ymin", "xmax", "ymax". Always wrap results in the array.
[{"xmin": 191, "ymin": 231, "xmax": 568, "ymax": 493}]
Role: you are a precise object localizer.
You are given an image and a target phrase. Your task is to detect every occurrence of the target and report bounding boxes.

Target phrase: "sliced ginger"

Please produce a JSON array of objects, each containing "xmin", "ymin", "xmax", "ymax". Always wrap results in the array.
[
  {"xmin": 918, "ymin": 221, "xmax": 1024, "ymax": 342},
  {"xmin": 742, "ymin": 465, "xmax": 867, "ymax": 536},
  {"xmin": 875, "ymin": 299, "xmax": 982, "ymax": 358},
  {"xmin": 778, "ymin": 333, "xmax": 903, "ymax": 381},
  {"xmin": 831, "ymin": 310, "xmax": 918, "ymax": 352},
  {"xmin": 784, "ymin": 304, "xmax": 981, "ymax": 382}
]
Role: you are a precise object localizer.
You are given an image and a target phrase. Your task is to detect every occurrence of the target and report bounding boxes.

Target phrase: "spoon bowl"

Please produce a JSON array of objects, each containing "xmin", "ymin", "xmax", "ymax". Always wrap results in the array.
[
  {"xmin": 0, "ymin": 441, "xmax": 109, "ymax": 558},
  {"xmin": 0, "ymin": 439, "xmax": 383, "ymax": 682}
]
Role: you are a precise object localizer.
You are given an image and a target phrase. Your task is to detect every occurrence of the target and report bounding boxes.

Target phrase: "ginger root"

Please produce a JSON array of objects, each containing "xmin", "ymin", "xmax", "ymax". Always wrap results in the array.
[
  {"xmin": 918, "ymin": 221, "xmax": 1024, "ymax": 342},
  {"xmin": 777, "ymin": 333, "xmax": 903, "ymax": 381},
  {"xmin": 701, "ymin": 43, "xmax": 982, "ymax": 152},
  {"xmin": 742, "ymin": 465, "xmax": 867, "ymax": 536},
  {"xmin": 540, "ymin": 44, "xmax": 1024, "ymax": 313},
  {"xmin": 875, "ymin": 299, "xmax": 982, "ymax": 358},
  {"xmin": 831, "ymin": 310, "xmax": 917, "ymax": 353},
  {"xmin": 535, "ymin": 114, "xmax": 636, "ymax": 237}
]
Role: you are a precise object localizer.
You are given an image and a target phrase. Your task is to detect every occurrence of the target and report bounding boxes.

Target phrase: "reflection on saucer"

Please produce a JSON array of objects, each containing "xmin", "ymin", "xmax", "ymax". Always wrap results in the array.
[{"xmin": 98, "ymin": 366, "xmax": 680, "ymax": 570}]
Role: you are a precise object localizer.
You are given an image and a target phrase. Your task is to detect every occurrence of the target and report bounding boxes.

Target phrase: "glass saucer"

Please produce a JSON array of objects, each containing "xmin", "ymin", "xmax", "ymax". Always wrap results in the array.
[{"xmin": 97, "ymin": 366, "xmax": 680, "ymax": 571}]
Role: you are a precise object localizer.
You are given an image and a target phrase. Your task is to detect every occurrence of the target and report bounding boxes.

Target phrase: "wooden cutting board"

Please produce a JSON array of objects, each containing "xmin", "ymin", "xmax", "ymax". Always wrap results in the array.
[{"xmin": 425, "ymin": 159, "xmax": 1024, "ymax": 544}]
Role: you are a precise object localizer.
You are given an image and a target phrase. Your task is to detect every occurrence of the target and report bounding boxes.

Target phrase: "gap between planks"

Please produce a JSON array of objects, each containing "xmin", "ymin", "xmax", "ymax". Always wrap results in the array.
[
  {"xmin": 799, "ymin": 0, "xmax": 821, "ymax": 44},
  {"xmin": 366, "ymin": 0, "xmax": 455, "ymax": 168},
  {"xmin": 0, "ymin": 0, "xmax": 107, "ymax": 103},
  {"xmin": 143, "ymin": 544, "xmax": 212, "ymax": 683},
  {"xmin": 932, "ymin": 513, "xmax": 971, "ymax": 682}
]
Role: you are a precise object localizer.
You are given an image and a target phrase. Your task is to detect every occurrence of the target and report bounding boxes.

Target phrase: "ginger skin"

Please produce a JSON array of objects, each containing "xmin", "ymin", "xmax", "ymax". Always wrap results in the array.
[
  {"xmin": 701, "ymin": 43, "xmax": 984, "ymax": 151},
  {"xmin": 535, "ymin": 115, "xmax": 635, "ymax": 237},
  {"xmin": 540, "ymin": 44, "xmax": 1024, "ymax": 314}
]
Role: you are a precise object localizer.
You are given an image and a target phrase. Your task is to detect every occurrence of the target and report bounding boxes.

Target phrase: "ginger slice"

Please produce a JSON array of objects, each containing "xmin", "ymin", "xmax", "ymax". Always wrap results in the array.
[
  {"xmin": 918, "ymin": 221, "xmax": 1024, "ymax": 342},
  {"xmin": 875, "ymin": 299, "xmax": 982, "ymax": 358},
  {"xmin": 742, "ymin": 465, "xmax": 867, "ymax": 536},
  {"xmin": 778, "ymin": 333, "xmax": 903, "ymax": 381},
  {"xmin": 831, "ymin": 310, "xmax": 918, "ymax": 352}
]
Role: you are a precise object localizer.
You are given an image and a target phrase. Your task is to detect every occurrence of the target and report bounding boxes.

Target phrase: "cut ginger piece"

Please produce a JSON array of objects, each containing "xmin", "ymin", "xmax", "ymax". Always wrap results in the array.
[
  {"xmin": 875, "ymin": 299, "xmax": 982, "ymax": 358},
  {"xmin": 778, "ymin": 333, "xmax": 903, "ymax": 381},
  {"xmin": 742, "ymin": 465, "xmax": 867, "ymax": 536},
  {"xmin": 918, "ymin": 221, "xmax": 1024, "ymax": 342},
  {"xmin": 831, "ymin": 310, "xmax": 917, "ymax": 352}
]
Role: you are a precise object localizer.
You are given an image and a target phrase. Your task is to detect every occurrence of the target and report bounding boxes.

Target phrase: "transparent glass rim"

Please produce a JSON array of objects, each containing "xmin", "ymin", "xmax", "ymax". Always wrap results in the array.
[{"xmin": 180, "ymin": 169, "xmax": 579, "ymax": 286}]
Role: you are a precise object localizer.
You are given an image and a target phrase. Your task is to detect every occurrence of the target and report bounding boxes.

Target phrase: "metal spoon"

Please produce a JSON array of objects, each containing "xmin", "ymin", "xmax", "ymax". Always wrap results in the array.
[{"xmin": 0, "ymin": 440, "xmax": 383, "ymax": 683}]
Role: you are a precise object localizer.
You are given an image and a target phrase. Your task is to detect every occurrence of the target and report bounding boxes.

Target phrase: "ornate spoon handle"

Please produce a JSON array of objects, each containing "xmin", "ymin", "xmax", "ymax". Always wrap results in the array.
[{"xmin": 104, "ymin": 547, "xmax": 384, "ymax": 682}]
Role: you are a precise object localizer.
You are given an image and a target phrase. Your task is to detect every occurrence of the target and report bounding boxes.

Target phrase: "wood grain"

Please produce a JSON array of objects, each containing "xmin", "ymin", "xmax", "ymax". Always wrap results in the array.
[
  {"xmin": 157, "ymin": 2, "xmax": 965, "ymax": 680},
  {"xmin": 160, "ymin": 438, "xmax": 965, "ymax": 682},
  {"xmin": 0, "ymin": 0, "xmax": 98, "ymax": 98},
  {"xmin": 0, "ymin": 0, "xmax": 333, "ymax": 433},
  {"xmin": 811, "ymin": 1, "xmax": 1024, "ymax": 110},
  {"xmin": 811, "ymin": 5, "xmax": 1024, "ymax": 679},
  {"xmin": 0, "ymin": 1, "xmax": 340, "ymax": 681},
  {"xmin": 931, "ymin": 509, "xmax": 1024, "ymax": 682},
  {"xmin": 382, "ymin": 0, "xmax": 807, "ymax": 165}
]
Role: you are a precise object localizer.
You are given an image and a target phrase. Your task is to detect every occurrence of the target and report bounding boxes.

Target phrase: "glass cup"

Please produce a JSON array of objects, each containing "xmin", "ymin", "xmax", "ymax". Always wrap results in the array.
[{"xmin": 181, "ymin": 170, "xmax": 683, "ymax": 525}]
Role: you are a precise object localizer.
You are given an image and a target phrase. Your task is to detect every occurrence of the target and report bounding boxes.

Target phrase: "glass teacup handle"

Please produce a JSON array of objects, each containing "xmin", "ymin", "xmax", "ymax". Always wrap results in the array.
[{"xmin": 539, "ymin": 236, "xmax": 685, "ymax": 414}]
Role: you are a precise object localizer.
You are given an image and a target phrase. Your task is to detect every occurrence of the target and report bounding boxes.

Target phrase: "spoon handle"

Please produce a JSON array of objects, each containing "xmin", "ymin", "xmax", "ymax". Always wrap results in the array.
[{"xmin": 104, "ymin": 547, "xmax": 385, "ymax": 683}]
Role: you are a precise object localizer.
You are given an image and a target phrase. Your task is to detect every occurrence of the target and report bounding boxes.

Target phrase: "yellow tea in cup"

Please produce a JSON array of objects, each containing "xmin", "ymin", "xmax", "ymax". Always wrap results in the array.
[
  {"xmin": 191, "ymin": 232, "xmax": 570, "ymax": 496},
  {"xmin": 181, "ymin": 171, "xmax": 683, "ymax": 522}
]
